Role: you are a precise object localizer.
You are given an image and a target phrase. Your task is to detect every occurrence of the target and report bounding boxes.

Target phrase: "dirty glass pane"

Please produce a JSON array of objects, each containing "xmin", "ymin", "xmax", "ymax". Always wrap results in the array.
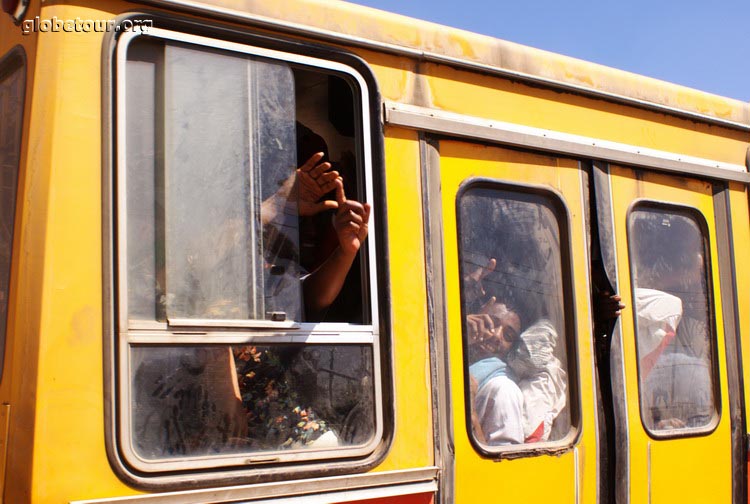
[
  {"xmin": 130, "ymin": 344, "xmax": 375, "ymax": 459},
  {"xmin": 458, "ymin": 186, "xmax": 572, "ymax": 447},
  {"xmin": 629, "ymin": 207, "xmax": 717, "ymax": 432},
  {"xmin": 0, "ymin": 59, "xmax": 24, "ymax": 381},
  {"xmin": 125, "ymin": 41, "xmax": 159, "ymax": 321},
  {"xmin": 125, "ymin": 39, "xmax": 300, "ymax": 323}
]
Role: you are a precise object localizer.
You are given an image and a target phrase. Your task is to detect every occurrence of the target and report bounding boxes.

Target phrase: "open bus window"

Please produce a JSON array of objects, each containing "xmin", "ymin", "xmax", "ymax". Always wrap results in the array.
[
  {"xmin": 628, "ymin": 205, "xmax": 719, "ymax": 435},
  {"xmin": 456, "ymin": 183, "xmax": 578, "ymax": 452},
  {"xmin": 0, "ymin": 52, "xmax": 24, "ymax": 383},
  {"xmin": 117, "ymin": 33, "xmax": 379, "ymax": 469},
  {"xmin": 124, "ymin": 39, "xmax": 370, "ymax": 326}
]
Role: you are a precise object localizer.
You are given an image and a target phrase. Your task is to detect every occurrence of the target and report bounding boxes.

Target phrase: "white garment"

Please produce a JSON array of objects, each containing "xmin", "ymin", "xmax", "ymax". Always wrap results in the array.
[
  {"xmin": 634, "ymin": 288, "xmax": 682, "ymax": 355},
  {"xmin": 473, "ymin": 375, "xmax": 524, "ymax": 445},
  {"xmin": 507, "ymin": 320, "xmax": 567, "ymax": 441}
]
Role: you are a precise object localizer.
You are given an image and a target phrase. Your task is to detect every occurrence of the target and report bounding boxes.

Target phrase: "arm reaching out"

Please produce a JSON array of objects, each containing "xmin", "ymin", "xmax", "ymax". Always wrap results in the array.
[{"xmin": 303, "ymin": 178, "xmax": 371, "ymax": 318}]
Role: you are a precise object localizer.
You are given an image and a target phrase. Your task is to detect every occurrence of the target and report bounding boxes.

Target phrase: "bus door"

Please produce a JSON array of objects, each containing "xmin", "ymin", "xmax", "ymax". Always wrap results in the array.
[
  {"xmin": 603, "ymin": 164, "xmax": 732, "ymax": 502},
  {"xmin": 429, "ymin": 139, "xmax": 598, "ymax": 503}
]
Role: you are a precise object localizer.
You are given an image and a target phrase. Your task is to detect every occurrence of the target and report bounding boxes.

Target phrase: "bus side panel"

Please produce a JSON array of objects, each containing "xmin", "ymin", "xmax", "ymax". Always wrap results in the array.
[{"xmin": 377, "ymin": 126, "xmax": 434, "ymax": 472}]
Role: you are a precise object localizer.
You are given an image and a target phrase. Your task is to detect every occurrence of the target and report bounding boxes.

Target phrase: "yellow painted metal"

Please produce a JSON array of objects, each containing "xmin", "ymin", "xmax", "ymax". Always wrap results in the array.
[
  {"xmin": 377, "ymin": 127, "xmax": 434, "ymax": 472},
  {"xmin": 439, "ymin": 141, "xmax": 596, "ymax": 503},
  {"xmin": 608, "ymin": 167, "xmax": 732, "ymax": 503},
  {"xmin": 1, "ymin": 0, "xmax": 748, "ymax": 501},
  {"xmin": 137, "ymin": 0, "xmax": 750, "ymax": 126},
  {"xmin": 15, "ymin": 3, "xmax": 143, "ymax": 502},
  {"xmin": 0, "ymin": 2, "xmax": 42, "ymax": 503}
]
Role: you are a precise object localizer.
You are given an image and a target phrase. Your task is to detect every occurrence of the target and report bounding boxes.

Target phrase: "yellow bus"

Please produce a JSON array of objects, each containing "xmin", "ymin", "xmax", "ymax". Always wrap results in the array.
[{"xmin": 1, "ymin": 0, "xmax": 749, "ymax": 502}]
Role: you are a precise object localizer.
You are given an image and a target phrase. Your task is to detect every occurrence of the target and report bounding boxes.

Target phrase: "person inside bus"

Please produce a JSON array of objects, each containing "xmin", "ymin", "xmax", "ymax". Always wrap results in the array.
[
  {"xmin": 135, "ymin": 136, "xmax": 372, "ymax": 455},
  {"xmin": 632, "ymin": 217, "xmax": 714, "ymax": 431},
  {"xmin": 464, "ymin": 257, "xmax": 614, "ymax": 445},
  {"xmin": 466, "ymin": 294, "xmax": 569, "ymax": 445},
  {"xmin": 506, "ymin": 319, "xmax": 567, "ymax": 443},
  {"xmin": 231, "ymin": 130, "xmax": 371, "ymax": 450},
  {"xmin": 466, "ymin": 295, "xmax": 525, "ymax": 445},
  {"xmin": 261, "ymin": 146, "xmax": 371, "ymax": 320}
]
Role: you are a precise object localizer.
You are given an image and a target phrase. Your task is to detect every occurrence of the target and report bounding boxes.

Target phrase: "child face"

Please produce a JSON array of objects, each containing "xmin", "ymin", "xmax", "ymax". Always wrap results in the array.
[{"xmin": 478, "ymin": 303, "xmax": 521, "ymax": 359}]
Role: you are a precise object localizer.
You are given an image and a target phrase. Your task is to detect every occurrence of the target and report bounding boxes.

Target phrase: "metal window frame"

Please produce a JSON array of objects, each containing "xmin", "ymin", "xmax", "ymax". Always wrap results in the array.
[
  {"xmin": 590, "ymin": 160, "xmax": 631, "ymax": 504},
  {"xmin": 384, "ymin": 102, "xmax": 749, "ymax": 185},
  {"xmin": 626, "ymin": 199, "xmax": 723, "ymax": 440},
  {"xmin": 711, "ymin": 182, "xmax": 747, "ymax": 504},
  {"xmin": 103, "ymin": 14, "xmax": 391, "ymax": 487},
  {"xmin": 0, "ymin": 45, "xmax": 26, "ymax": 385},
  {"xmin": 454, "ymin": 178, "xmax": 582, "ymax": 458}
]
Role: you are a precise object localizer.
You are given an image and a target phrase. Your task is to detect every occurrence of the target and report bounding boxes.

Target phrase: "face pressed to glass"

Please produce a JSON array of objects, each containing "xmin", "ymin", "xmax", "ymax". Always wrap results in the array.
[
  {"xmin": 468, "ymin": 302, "xmax": 521, "ymax": 360},
  {"xmin": 458, "ymin": 185, "xmax": 572, "ymax": 447}
]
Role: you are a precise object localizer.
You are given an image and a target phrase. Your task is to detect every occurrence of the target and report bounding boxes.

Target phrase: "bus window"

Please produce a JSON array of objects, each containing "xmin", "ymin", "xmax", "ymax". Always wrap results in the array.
[
  {"xmin": 456, "ymin": 183, "xmax": 578, "ymax": 452},
  {"xmin": 117, "ymin": 33, "xmax": 380, "ymax": 471},
  {"xmin": 0, "ymin": 51, "xmax": 24, "ymax": 382},
  {"xmin": 628, "ymin": 205, "xmax": 719, "ymax": 434}
]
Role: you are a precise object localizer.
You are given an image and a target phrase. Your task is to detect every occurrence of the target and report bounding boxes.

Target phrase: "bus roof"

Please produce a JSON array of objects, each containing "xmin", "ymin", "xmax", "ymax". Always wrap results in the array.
[{"xmin": 142, "ymin": 0, "xmax": 750, "ymax": 129}]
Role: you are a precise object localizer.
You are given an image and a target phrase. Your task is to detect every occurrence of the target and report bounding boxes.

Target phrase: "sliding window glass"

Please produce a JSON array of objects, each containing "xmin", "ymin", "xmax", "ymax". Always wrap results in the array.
[{"xmin": 628, "ymin": 203, "xmax": 719, "ymax": 435}]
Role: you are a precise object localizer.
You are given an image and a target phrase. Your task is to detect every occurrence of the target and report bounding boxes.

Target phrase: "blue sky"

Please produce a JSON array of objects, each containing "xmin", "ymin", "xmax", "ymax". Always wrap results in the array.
[{"xmin": 347, "ymin": 0, "xmax": 750, "ymax": 102}]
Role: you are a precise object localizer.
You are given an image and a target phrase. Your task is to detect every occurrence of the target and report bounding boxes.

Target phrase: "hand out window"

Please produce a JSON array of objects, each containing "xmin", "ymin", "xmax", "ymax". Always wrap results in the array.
[{"xmin": 116, "ymin": 30, "xmax": 381, "ymax": 472}]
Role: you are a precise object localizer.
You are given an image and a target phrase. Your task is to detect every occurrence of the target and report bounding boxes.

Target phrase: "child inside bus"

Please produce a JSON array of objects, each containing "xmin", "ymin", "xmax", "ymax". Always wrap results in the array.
[
  {"xmin": 466, "ymin": 295, "xmax": 567, "ymax": 445},
  {"xmin": 466, "ymin": 296, "xmax": 525, "ymax": 445}
]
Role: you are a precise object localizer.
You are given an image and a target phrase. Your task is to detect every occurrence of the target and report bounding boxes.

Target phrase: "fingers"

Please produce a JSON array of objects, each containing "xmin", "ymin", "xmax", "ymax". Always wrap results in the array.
[
  {"xmin": 310, "ymin": 160, "xmax": 332, "ymax": 179},
  {"xmin": 467, "ymin": 313, "xmax": 495, "ymax": 341},
  {"xmin": 335, "ymin": 177, "xmax": 347, "ymax": 207},
  {"xmin": 333, "ymin": 197, "xmax": 370, "ymax": 255},
  {"xmin": 479, "ymin": 295, "xmax": 497, "ymax": 313},
  {"xmin": 317, "ymin": 171, "xmax": 339, "ymax": 194},
  {"xmin": 360, "ymin": 202, "xmax": 371, "ymax": 235},
  {"xmin": 317, "ymin": 169, "xmax": 339, "ymax": 187},
  {"xmin": 467, "ymin": 257, "xmax": 497, "ymax": 291},
  {"xmin": 336, "ymin": 199, "xmax": 366, "ymax": 222},
  {"xmin": 299, "ymin": 152, "xmax": 325, "ymax": 173},
  {"xmin": 480, "ymin": 258, "xmax": 497, "ymax": 279},
  {"xmin": 313, "ymin": 200, "xmax": 339, "ymax": 213}
]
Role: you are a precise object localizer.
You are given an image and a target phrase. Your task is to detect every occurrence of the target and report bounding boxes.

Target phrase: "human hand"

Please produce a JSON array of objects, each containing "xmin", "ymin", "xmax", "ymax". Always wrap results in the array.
[
  {"xmin": 466, "ymin": 296, "xmax": 497, "ymax": 344},
  {"xmin": 332, "ymin": 178, "xmax": 370, "ymax": 256},
  {"xmin": 297, "ymin": 152, "xmax": 341, "ymax": 216},
  {"xmin": 595, "ymin": 291, "xmax": 625, "ymax": 321},
  {"xmin": 464, "ymin": 258, "xmax": 497, "ymax": 305}
]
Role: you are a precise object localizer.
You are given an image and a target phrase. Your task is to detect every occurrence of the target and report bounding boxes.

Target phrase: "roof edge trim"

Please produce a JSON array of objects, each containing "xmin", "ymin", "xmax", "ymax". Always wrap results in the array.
[{"xmin": 132, "ymin": 0, "xmax": 750, "ymax": 131}]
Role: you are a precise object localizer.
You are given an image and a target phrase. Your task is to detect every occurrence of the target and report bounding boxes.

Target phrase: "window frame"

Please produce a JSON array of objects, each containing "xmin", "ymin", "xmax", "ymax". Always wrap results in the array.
[
  {"xmin": 626, "ymin": 199, "xmax": 722, "ymax": 439},
  {"xmin": 0, "ymin": 46, "xmax": 26, "ymax": 385},
  {"xmin": 454, "ymin": 178, "xmax": 581, "ymax": 458},
  {"xmin": 108, "ymin": 19, "xmax": 389, "ymax": 479}
]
